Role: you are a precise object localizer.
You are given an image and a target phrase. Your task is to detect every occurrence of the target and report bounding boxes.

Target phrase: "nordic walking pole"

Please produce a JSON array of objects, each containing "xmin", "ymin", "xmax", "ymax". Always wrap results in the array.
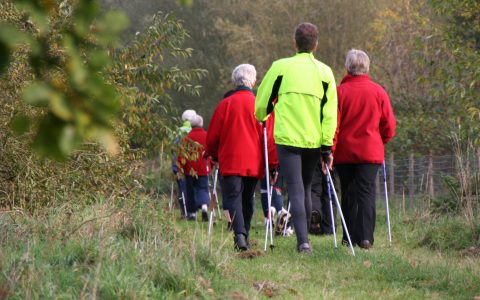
[
  {"xmin": 169, "ymin": 181, "xmax": 174, "ymax": 211},
  {"xmin": 326, "ymin": 168, "xmax": 355, "ymax": 256},
  {"xmin": 283, "ymin": 201, "xmax": 291, "ymax": 236},
  {"xmin": 212, "ymin": 168, "xmax": 221, "ymax": 219},
  {"xmin": 207, "ymin": 160, "xmax": 215, "ymax": 236},
  {"xmin": 181, "ymin": 190, "xmax": 188, "ymax": 218},
  {"xmin": 326, "ymin": 175, "xmax": 337, "ymax": 248},
  {"xmin": 263, "ymin": 124, "xmax": 275, "ymax": 251},
  {"xmin": 382, "ymin": 161, "xmax": 392, "ymax": 247}
]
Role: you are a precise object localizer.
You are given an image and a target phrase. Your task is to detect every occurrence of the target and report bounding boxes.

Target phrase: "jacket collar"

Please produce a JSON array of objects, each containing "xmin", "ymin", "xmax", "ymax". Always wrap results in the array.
[
  {"xmin": 341, "ymin": 74, "xmax": 370, "ymax": 84},
  {"xmin": 235, "ymin": 85, "xmax": 253, "ymax": 93},
  {"xmin": 295, "ymin": 52, "xmax": 314, "ymax": 59}
]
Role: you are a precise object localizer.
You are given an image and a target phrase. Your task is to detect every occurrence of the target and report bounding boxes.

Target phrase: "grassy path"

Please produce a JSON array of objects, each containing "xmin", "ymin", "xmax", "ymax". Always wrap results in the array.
[
  {"xmin": 186, "ymin": 211, "xmax": 480, "ymax": 299},
  {"xmin": 0, "ymin": 197, "xmax": 478, "ymax": 299}
]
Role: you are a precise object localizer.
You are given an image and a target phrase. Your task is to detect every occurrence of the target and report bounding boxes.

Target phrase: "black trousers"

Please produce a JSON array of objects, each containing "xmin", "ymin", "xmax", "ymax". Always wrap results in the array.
[
  {"xmin": 221, "ymin": 176, "xmax": 258, "ymax": 237},
  {"xmin": 336, "ymin": 164, "xmax": 380, "ymax": 245},
  {"xmin": 276, "ymin": 145, "xmax": 320, "ymax": 246},
  {"xmin": 311, "ymin": 164, "xmax": 338, "ymax": 234}
]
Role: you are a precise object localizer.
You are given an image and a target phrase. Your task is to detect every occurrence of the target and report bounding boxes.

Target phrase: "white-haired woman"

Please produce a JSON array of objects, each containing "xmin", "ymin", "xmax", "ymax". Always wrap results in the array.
[
  {"xmin": 172, "ymin": 109, "xmax": 197, "ymax": 218},
  {"xmin": 177, "ymin": 114, "xmax": 211, "ymax": 221},
  {"xmin": 334, "ymin": 49, "xmax": 396, "ymax": 249},
  {"xmin": 206, "ymin": 64, "xmax": 274, "ymax": 251}
]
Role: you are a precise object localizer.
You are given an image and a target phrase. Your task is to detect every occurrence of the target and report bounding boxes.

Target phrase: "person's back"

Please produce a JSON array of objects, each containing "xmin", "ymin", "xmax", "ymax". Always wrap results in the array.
[
  {"xmin": 256, "ymin": 53, "xmax": 337, "ymax": 149},
  {"xmin": 207, "ymin": 89, "xmax": 263, "ymax": 177},
  {"xmin": 181, "ymin": 127, "xmax": 209, "ymax": 177},
  {"xmin": 335, "ymin": 74, "xmax": 395, "ymax": 164}
]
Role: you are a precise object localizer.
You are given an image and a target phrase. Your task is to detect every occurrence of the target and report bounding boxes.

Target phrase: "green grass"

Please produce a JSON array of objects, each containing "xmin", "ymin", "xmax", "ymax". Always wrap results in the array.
[{"xmin": 0, "ymin": 195, "xmax": 478, "ymax": 299}]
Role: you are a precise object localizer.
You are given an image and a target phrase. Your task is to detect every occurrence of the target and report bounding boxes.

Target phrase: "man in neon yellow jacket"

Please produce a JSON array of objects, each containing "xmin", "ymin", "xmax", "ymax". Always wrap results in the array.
[{"xmin": 255, "ymin": 22, "xmax": 337, "ymax": 253}]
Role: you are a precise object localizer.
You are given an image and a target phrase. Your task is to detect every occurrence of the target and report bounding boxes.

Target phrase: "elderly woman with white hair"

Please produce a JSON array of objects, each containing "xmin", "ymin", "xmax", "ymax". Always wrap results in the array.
[
  {"xmin": 334, "ymin": 49, "xmax": 396, "ymax": 249},
  {"xmin": 177, "ymin": 114, "xmax": 211, "ymax": 221},
  {"xmin": 206, "ymin": 64, "xmax": 274, "ymax": 251},
  {"xmin": 172, "ymin": 109, "xmax": 197, "ymax": 218}
]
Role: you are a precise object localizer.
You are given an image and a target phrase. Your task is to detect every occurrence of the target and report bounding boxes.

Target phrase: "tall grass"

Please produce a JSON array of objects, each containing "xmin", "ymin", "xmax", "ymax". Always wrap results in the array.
[{"xmin": 0, "ymin": 196, "xmax": 230, "ymax": 299}]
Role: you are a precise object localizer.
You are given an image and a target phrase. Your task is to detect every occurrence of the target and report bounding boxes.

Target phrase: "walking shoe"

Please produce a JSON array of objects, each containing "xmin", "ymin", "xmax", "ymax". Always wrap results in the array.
[
  {"xmin": 201, "ymin": 210, "xmax": 208, "ymax": 222},
  {"xmin": 275, "ymin": 208, "xmax": 290, "ymax": 235},
  {"xmin": 234, "ymin": 234, "xmax": 248, "ymax": 251},
  {"xmin": 186, "ymin": 213, "xmax": 196, "ymax": 221},
  {"xmin": 359, "ymin": 240, "xmax": 372, "ymax": 249},
  {"xmin": 297, "ymin": 242, "xmax": 312, "ymax": 254}
]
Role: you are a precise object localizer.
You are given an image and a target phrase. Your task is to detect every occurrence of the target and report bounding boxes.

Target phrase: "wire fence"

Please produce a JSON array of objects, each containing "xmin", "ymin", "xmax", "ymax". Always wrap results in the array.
[{"xmin": 378, "ymin": 153, "xmax": 480, "ymax": 209}]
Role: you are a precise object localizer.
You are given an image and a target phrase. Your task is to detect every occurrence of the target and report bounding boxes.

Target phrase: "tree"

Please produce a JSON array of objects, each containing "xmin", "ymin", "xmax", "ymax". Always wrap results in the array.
[{"xmin": 0, "ymin": 0, "xmax": 206, "ymax": 207}]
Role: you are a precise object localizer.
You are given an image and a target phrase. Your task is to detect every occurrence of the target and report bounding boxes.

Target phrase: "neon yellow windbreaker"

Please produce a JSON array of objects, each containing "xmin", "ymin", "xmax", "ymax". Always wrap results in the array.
[{"xmin": 255, "ymin": 52, "xmax": 337, "ymax": 149}]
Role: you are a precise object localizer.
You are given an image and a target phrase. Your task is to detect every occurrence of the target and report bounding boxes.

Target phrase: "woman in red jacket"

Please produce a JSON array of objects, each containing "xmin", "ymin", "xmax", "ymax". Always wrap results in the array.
[
  {"xmin": 177, "ymin": 114, "xmax": 210, "ymax": 222},
  {"xmin": 206, "ymin": 64, "xmax": 272, "ymax": 251},
  {"xmin": 334, "ymin": 49, "xmax": 396, "ymax": 249}
]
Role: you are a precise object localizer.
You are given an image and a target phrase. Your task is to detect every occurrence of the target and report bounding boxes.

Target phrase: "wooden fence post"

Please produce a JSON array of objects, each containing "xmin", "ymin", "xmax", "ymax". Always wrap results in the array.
[
  {"xmin": 477, "ymin": 148, "xmax": 480, "ymax": 174},
  {"xmin": 408, "ymin": 153, "xmax": 415, "ymax": 209},
  {"xmin": 388, "ymin": 152, "xmax": 394, "ymax": 199},
  {"xmin": 428, "ymin": 152, "xmax": 434, "ymax": 202}
]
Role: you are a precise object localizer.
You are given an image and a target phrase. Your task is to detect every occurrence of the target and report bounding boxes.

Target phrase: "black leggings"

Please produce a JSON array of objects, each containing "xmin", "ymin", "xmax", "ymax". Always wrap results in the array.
[{"xmin": 276, "ymin": 145, "xmax": 320, "ymax": 245}]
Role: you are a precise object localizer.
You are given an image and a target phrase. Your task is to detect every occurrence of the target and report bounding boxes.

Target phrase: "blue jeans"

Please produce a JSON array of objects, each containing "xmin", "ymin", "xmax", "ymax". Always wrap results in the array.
[{"xmin": 185, "ymin": 175, "xmax": 209, "ymax": 214}]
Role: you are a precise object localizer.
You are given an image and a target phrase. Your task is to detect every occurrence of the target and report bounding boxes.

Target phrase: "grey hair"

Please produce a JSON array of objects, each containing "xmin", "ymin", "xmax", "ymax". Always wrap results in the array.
[
  {"xmin": 231, "ymin": 64, "xmax": 256, "ymax": 88},
  {"xmin": 190, "ymin": 114, "xmax": 203, "ymax": 128},
  {"xmin": 181, "ymin": 109, "xmax": 197, "ymax": 122},
  {"xmin": 345, "ymin": 49, "xmax": 370, "ymax": 75}
]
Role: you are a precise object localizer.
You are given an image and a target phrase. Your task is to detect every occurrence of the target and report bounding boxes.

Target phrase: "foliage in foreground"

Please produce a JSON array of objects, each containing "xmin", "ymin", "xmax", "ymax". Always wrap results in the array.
[{"xmin": 0, "ymin": 0, "xmax": 204, "ymax": 208}]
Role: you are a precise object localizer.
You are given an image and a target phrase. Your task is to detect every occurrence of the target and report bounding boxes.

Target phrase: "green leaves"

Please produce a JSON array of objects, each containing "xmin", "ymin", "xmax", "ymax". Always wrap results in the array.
[
  {"xmin": 0, "ymin": 25, "xmax": 30, "ymax": 73},
  {"xmin": 0, "ymin": 0, "xmax": 131, "ymax": 160},
  {"xmin": 95, "ymin": 10, "xmax": 130, "ymax": 47},
  {"xmin": 22, "ymin": 82, "xmax": 56, "ymax": 107}
]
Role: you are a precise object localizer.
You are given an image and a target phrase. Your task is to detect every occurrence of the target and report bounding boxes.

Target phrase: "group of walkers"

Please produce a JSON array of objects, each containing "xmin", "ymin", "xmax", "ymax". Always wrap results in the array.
[{"xmin": 173, "ymin": 22, "xmax": 396, "ymax": 254}]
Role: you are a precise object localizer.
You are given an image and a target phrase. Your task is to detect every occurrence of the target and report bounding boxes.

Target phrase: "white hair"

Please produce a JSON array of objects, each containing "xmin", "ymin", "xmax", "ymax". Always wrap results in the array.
[
  {"xmin": 190, "ymin": 114, "xmax": 203, "ymax": 128},
  {"xmin": 345, "ymin": 49, "xmax": 370, "ymax": 75},
  {"xmin": 231, "ymin": 64, "xmax": 256, "ymax": 88},
  {"xmin": 181, "ymin": 109, "xmax": 197, "ymax": 122}
]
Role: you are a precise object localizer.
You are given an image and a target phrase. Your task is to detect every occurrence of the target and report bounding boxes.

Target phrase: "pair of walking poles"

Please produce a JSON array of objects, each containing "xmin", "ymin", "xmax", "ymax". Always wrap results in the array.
[
  {"xmin": 324, "ymin": 162, "xmax": 392, "ymax": 256},
  {"xmin": 262, "ymin": 125, "xmax": 391, "ymax": 254},
  {"xmin": 261, "ymin": 123, "xmax": 355, "ymax": 254},
  {"xmin": 207, "ymin": 161, "xmax": 221, "ymax": 236}
]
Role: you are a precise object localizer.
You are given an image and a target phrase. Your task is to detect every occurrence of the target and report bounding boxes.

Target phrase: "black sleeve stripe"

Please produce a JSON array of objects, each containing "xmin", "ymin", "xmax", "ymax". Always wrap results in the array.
[
  {"xmin": 267, "ymin": 75, "xmax": 283, "ymax": 115},
  {"xmin": 320, "ymin": 81, "xmax": 329, "ymax": 123}
]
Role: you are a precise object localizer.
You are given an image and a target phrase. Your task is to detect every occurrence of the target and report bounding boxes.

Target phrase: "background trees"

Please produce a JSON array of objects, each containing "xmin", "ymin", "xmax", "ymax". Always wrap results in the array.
[{"xmin": 0, "ymin": 0, "xmax": 478, "ymax": 207}]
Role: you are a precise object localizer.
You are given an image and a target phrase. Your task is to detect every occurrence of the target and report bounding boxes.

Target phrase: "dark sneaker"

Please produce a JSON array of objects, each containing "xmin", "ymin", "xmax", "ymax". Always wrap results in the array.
[
  {"xmin": 359, "ymin": 240, "xmax": 372, "ymax": 249},
  {"xmin": 201, "ymin": 210, "xmax": 208, "ymax": 222},
  {"xmin": 234, "ymin": 234, "xmax": 248, "ymax": 251},
  {"xmin": 297, "ymin": 242, "xmax": 312, "ymax": 254}
]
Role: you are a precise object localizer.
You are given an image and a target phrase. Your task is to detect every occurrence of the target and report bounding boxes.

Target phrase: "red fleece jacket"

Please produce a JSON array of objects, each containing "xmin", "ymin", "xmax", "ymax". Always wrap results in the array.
[
  {"xmin": 333, "ymin": 74, "xmax": 396, "ymax": 164},
  {"xmin": 206, "ymin": 89, "xmax": 276, "ymax": 177},
  {"xmin": 177, "ymin": 127, "xmax": 210, "ymax": 176}
]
